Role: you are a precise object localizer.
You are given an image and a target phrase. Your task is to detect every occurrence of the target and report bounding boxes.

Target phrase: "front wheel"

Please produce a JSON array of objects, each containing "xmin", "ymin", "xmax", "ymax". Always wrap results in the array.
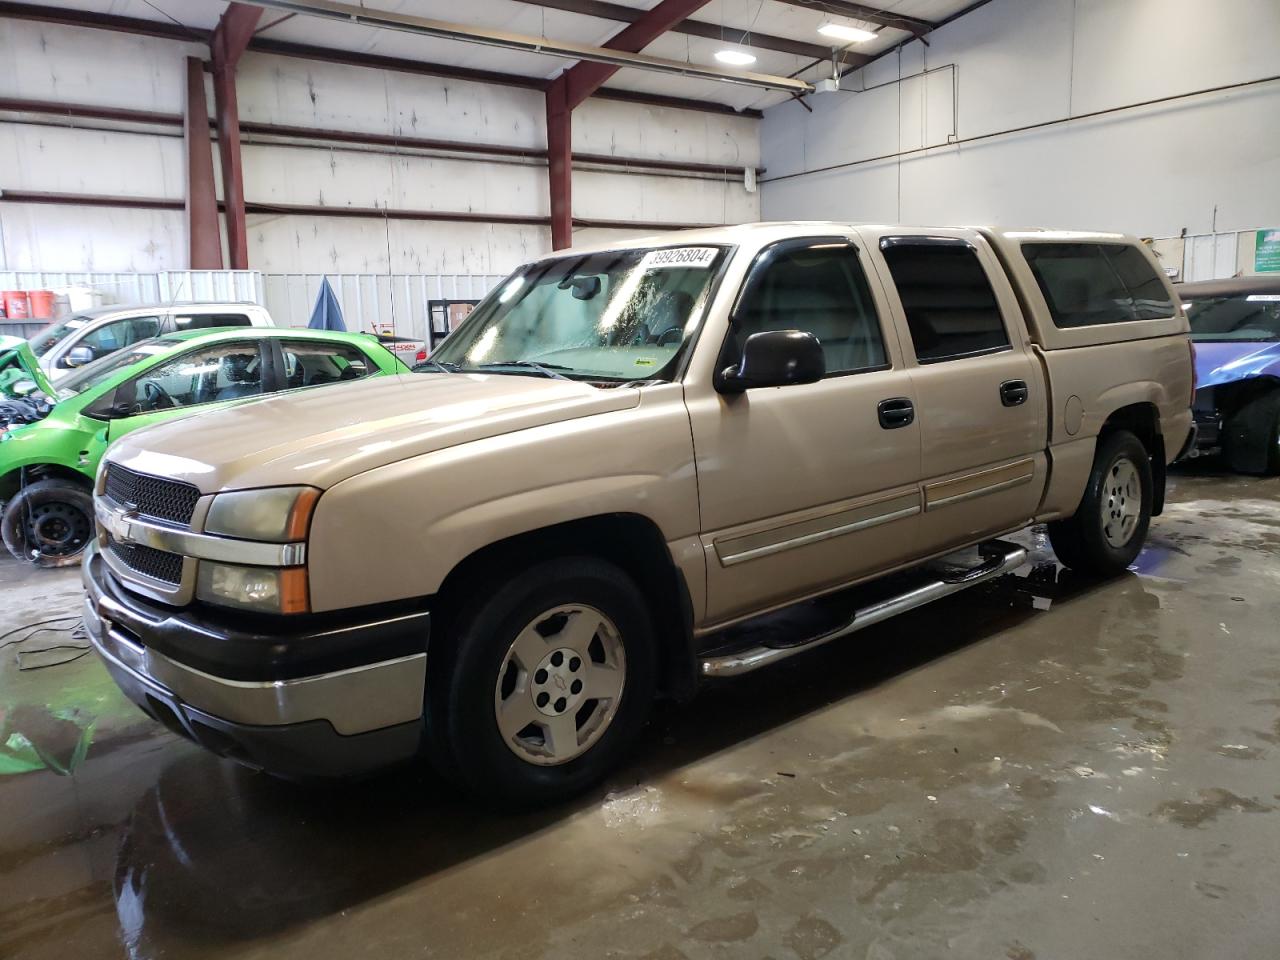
[
  {"xmin": 1, "ymin": 478, "xmax": 95, "ymax": 567},
  {"xmin": 428, "ymin": 557, "xmax": 657, "ymax": 808},
  {"xmin": 1048, "ymin": 430, "xmax": 1152, "ymax": 577}
]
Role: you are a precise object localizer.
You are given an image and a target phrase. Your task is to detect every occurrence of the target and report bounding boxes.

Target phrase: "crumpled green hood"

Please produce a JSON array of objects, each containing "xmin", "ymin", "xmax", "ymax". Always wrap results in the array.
[{"xmin": 0, "ymin": 335, "xmax": 56, "ymax": 400}]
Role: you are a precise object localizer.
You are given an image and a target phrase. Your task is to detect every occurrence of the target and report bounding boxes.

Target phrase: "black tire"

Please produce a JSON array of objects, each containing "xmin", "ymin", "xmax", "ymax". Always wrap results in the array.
[
  {"xmin": 1048, "ymin": 430, "xmax": 1152, "ymax": 578},
  {"xmin": 427, "ymin": 557, "xmax": 657, "ymax": 808},
  {"xmin": 1223, "ymin": 391, "xmax": 1280, "ymax": 476},
  {"xmin": 1, "ymin": 478, "xmax": 95, "ymax": 567}
]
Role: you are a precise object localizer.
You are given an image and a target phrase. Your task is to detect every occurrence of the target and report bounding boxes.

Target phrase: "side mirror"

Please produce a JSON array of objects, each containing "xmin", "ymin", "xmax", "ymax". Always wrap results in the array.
[
  {"xmin": 64, "ymin": 346, "xmax": 96, "ymax": 368},
  {"xmin": 11, "ymin": 379, "xmax": 38, "ymax": 397},
  {"xmin": 716, "ymin": 330, "xmax": 825, "ymax": 394}
]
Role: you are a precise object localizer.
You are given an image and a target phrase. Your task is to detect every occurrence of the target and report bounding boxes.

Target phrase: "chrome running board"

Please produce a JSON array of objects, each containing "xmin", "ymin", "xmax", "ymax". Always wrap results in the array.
[{"xmin": 699, "ymin": 540, "xmax": 1028, "ymax": 678}]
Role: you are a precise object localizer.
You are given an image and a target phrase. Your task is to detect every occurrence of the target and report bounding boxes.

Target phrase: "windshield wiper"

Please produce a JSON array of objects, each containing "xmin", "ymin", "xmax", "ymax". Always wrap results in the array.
[
  {"xmin": 473, "ymin": 360, "xmax": 573, "ymax": 381},
  {"xmin": 414, "ymin": 359, "xmax": 459, "ymax": 374}
]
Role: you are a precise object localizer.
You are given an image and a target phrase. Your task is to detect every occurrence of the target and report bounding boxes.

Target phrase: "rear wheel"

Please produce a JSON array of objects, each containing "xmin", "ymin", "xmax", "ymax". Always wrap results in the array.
[
  {"xmin": 428, "ymin": 557, "xmax": 656, "ymax": 808},
  {"xmin": 1, "ymin": 478, "xmax": 94, "ymax": 567},
  {"xmin": 1048, "ymin": 430, "xmax": 1152, "ymax": 577}
]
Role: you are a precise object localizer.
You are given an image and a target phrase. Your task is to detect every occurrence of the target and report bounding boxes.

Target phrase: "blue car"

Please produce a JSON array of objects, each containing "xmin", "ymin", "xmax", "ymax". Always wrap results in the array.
[{"xmin": 1179, "ymin": 276, "xmax": 1280, "ymax": 474}]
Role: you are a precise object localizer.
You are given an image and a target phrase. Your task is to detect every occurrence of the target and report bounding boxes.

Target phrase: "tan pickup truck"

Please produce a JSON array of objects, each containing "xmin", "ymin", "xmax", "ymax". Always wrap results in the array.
[{"xmin": 82, "ymin": 223, "xmax": 1194, "ymax": 804}]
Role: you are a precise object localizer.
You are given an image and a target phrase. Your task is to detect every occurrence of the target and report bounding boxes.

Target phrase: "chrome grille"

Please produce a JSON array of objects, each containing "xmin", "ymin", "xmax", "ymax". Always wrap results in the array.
[
  {"xmin": 104, "ymin": 464, "xmax": 201, "ymax": 526},
  {"xmin": 108, "ymin": 537, "xmax": 184, "ymax": 585}
]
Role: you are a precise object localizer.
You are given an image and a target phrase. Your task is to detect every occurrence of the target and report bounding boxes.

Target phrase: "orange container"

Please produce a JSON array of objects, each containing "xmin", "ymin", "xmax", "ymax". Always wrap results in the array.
[
  {"xmin": 27, "ymin": 290, "xmax": 55, "ymax": 319},
  {"xmin": 2, "ymin": 291, "xmax": 30, "ymax": 320}
]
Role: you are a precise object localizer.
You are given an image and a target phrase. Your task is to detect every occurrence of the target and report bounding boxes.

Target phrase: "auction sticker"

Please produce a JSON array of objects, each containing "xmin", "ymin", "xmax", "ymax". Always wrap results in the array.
[{"xmin": 641, "ymin": 247, "xmax": 719, "ymax": 270}]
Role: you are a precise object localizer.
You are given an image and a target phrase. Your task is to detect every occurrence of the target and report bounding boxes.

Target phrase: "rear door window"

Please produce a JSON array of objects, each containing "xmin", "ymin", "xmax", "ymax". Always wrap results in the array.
[
  {"xmin": 1021, "ymin": 243, "xmax": 1175, "ymax": 328},
  {"xmin": 280, "ymin": 341, "xmax": 372, "ymax": 389},
  {"xmin": 879, "ymin": 239, "xmax": 1011, "ymax": 363}
]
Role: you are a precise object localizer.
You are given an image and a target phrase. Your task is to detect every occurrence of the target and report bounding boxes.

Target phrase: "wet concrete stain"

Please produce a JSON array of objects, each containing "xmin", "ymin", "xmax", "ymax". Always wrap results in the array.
[
  {"xmin": 1153, "ymin": 788, "xmax": 1274, "ymax": 829},
  {"xmin": 1, "ymin": 464, "xmax": 1279, "ymax": 958}
]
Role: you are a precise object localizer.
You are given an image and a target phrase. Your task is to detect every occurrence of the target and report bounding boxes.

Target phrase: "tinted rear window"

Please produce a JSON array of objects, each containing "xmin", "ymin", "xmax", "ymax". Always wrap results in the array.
[
  {"xmin": 1021, "ymin": 243, "xmax": 1174, "ymax": 328},
  {"xmin": 880, "ymin": 240, "xmax": 1010, "ymax": 363}
]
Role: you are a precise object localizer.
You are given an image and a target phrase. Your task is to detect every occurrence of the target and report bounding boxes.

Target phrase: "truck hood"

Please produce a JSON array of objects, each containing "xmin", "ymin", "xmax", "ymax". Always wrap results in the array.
[
  {"xmin": 0, "ymin": 336, "xmax": 57, "ymax": 400},
  {"xmin": 106, "ymin": 372, "xmax": 641, "ymax": 493},
  {"xmin": 1194, "ymin": 340, "xmax": 1280, "ymax": 390}
]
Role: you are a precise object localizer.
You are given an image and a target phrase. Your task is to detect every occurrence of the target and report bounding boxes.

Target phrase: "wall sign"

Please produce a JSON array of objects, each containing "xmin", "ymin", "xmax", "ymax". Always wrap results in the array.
[{"xmin": 1256, "ymin": 229, "xmax": 1280, "ymax": 273}]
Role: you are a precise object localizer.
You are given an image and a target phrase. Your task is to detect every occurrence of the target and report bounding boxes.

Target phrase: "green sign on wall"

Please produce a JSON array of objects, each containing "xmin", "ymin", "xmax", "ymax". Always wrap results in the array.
[{"xmin": 1256, "ymin": 229, "xmax": 1280, "ymax": 273}]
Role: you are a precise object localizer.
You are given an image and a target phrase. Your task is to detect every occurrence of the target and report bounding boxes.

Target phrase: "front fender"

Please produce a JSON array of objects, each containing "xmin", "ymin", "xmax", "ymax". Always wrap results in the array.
[
  {"xmin": 305, "ymin": 387, "xmax": 701, "ymax": 613},
  {"xmin": 0, "ymin": 420, "xmax": 102, "ymax": 496}
]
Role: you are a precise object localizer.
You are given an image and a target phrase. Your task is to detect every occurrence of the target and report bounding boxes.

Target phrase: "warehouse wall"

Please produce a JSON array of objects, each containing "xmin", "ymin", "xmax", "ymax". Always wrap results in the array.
[
  {"xmin": 760, "ymin": 0, "xmax": 1280, "ymax": 250},
  {"xmin": 0, "ymin": 19, "xmax": 760, "ymax": 276}
]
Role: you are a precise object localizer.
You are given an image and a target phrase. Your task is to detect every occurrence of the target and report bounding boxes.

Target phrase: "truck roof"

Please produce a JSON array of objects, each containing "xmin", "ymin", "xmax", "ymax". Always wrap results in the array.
[{"xmin": 545, "ymin": 222, "xmax": 1134, "ymax": 260}]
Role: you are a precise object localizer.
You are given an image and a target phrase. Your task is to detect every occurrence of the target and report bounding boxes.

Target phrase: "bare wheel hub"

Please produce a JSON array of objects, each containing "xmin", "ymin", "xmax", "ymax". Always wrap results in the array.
[
  {"xmin": 1101, "ymin": 456, "xmax": 1141, "ymax": 549},
  {"xmin": 493, "ymin": 604, "xmax": 626, "ymax": 766},
  {"xmin": 26, "ymin": 502, "xmax": 91, "ymax": 556}
]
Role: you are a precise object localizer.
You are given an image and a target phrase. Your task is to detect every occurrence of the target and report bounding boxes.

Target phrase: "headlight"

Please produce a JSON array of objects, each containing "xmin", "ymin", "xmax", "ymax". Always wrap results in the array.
[
  {"xmin": 204, "ymin": 486, "xmax": 320, "ymax": 542},
  {"xmin": 197, "ymin": 562, "xmax": 309, "ymax": 614}
]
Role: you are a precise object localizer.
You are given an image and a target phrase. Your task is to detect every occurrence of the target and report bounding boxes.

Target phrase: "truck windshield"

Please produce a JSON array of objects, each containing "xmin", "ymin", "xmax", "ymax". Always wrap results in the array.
[
  {"xmin": 54, "ymin": 339, "xmax": 173, "ymax": 398},
  {"xmin": 1185, "ymin": 294, "xmax": 1280, "ymax": 343},
  {"xmin": 431, "ymin": 245, "xmax": 729, "ymax": 383},
  {"xmin": 28, "ymin": 315, "xmax": 93, "ymax": 357}
]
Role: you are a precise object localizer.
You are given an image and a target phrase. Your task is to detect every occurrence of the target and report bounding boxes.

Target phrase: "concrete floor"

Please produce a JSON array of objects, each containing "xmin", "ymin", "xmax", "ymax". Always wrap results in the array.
[{"xmin": 1, "ymin": 463, "xmax": 1278, "ymax": 960}]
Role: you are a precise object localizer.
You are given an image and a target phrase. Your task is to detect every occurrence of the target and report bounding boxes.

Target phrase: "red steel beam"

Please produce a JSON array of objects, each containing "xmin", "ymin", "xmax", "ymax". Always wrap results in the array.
[
  {"xmin": 546, "ymin": 80, "xmax": 573, "ymax": 250},
  {"xmin": 184, "ymin": 57, "xmax": 223, "ymax": 268},
  {"xmin": 210, "ymin": 2, "xmax": 262, "ymax": 270},
  {"xmin": 546, "ymin": 0, "xmax": 713, "ymax": 249},
  {"xmin": 561, "ymin": 0, "xmax": 715, "ymax": 111},
  {"xmin": 507, "ymin": 0, "xmax": 835, "ymax": 61}
]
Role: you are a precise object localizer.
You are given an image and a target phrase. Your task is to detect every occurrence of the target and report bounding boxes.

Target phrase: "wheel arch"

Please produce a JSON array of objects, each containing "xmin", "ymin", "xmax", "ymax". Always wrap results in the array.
[
  {"xmin": 1205, "ymin": 374, "xmax": 1280, "ymax": 420},
  {"xmin": 432, "ymin": 512, "xmax": 699, "ymax": 702},
  {"xmin": 0, "ymin": 462, "xmax": 94, "ymax": 501}
]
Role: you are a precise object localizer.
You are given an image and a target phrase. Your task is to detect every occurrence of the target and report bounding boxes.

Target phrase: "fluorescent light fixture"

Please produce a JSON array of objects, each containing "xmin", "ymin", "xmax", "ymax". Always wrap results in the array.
[
  {"xmin": 714, "ymin": 48, "xmax": 757, "ymax": 66},
  {"xmin": 818, "ymin": 22, "xmax": 878, "ymax": 43}
]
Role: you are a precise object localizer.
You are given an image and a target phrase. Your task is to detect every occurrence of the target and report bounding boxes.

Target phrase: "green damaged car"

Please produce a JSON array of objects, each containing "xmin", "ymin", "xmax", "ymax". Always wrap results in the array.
[{"xmin": 0, "ymin": 327, "xmax": 408, "ymax": 566}]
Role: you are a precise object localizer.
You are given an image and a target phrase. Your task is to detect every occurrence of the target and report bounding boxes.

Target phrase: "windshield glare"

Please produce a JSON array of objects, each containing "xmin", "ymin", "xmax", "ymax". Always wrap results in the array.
[
  {"xmin": 55, "ymin": 339, "xmax": 173, "ymax": 398},
  {"xmin": 1185, "ymin": 294, "xmax": 1280, "ymax": 342},
  {"xmin": 431, "ymin": 246, "xmax": 728, "ymax": 383},
  {"xmin": 28, "ymin": 315, "xmax": 92, "ymax": 357}
]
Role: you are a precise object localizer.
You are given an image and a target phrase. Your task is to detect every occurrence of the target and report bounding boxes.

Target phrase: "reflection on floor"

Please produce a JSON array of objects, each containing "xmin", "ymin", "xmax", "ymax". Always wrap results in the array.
[{"xmin": 2, "ymin": 461, "xmax": 1279, "ymax": 959}]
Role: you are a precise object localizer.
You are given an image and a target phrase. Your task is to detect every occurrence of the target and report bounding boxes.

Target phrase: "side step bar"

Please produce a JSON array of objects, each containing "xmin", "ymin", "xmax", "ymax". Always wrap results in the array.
[{"xmin": 700, "ymin": 540, "xmax": 1028, "ymax": 679}]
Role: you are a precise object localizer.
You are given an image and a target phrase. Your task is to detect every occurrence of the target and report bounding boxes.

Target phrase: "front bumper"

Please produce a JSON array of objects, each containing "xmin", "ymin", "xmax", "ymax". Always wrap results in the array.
[{"xmin": 82, "ymin": 543, "xmax": 429, "ymax": 777}]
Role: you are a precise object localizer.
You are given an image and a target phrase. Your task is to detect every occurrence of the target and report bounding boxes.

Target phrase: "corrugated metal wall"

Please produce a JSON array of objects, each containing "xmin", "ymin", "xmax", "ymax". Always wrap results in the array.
[
  {"xmin": 261, "ymin": 273, "xmax": 503, "ymax": 341},
  {"xmin": 0, "ymin": 269, "xmax": 501, "ymax": 342},
  {"xmin": 0, "ymin": 270, "xmax": 263, "ymax": 307}
]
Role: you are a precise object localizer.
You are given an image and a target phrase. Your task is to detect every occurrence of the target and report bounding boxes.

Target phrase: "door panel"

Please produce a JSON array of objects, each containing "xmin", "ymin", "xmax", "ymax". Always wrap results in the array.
[
  {"xmin": 870, "ymin": 231, "xmax": 1048, "ymax": 554},
  {"xmin": 689, "ymin": 375, "xmax": 922, "ymax": 624},
  {"xmin": 687, "ymin": 236, "xmax": 922, "ymax": 626}
]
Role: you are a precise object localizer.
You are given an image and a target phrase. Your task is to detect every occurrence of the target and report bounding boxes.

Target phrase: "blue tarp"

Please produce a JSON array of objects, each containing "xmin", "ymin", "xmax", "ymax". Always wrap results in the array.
[{"xmin": 307, "ymin": 278, "xmax": 346, "ymax": 331}]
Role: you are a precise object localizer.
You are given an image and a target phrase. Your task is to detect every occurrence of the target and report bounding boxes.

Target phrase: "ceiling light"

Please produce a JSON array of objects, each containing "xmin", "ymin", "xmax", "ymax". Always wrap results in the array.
[
  {"xmin": 818, "ymin": 22, "xmax": 878, "ymax": 43},
  {"xmin": 714, "ymin": 49, "xmax": 757, "ymax": 66}
]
